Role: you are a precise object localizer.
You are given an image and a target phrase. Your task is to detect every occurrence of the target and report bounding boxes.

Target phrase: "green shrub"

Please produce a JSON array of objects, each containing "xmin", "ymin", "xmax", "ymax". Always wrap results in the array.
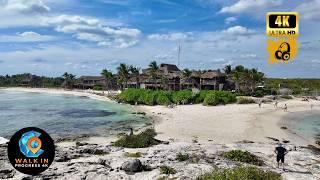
[
  {"xmin": 281, "ymin": 95, "xmax": 293, "ymax": 99},
  {"xmin": 119, "ymin": 88, "xmax": 141, "ymax": 104},
  {"xmin": 114, "ymin": 129, "xmax": 160, "ymax": 148},
  {"xmin": 93, "ymin": 85, "xmax": 103, "ymax": 91},
  {"xmin": 254, "ymin": 90, "xmax": 264, "ymax": 97},
  {"xmin": 237, "ymin": 97, "xmax": 256, "ymax": 104},
  {"xmin": 156, "ymin": 91, "xmax": 172, "ymax": 105},
  {"xmin": 223, "ymin": 150, "xmax": 264, "ymax": 166},
  {"xmin": 194, "ymin": 90, "xmax": 208, "ymax": 104},
  {"xmin": 198, "ymin": 166, "xmax": 281, "ymax": 180},
  {"xmin": 172, "ymin": 90, "xmax": 193, "ymax": 104},
  {"xmin": 124, "ymin": 152, "xmax": 142, "ymax": 158},
  {"xmin": 160, "ymin": 166, "xmax": 177, "ymax": 175},
  {"xmin": 203, "ymin": 93, "xmax": 220, "ymax": 106},
  {"xmin": 119, "ymin": 89, "xmax": 236, "ymax": 106},
  {"xmin": 203, "ymin": 91, "xmax": 236, "ymax": 106},
  {"xmin": 176, "ymin": 153, "xmax": 189, "ymax": 162}
]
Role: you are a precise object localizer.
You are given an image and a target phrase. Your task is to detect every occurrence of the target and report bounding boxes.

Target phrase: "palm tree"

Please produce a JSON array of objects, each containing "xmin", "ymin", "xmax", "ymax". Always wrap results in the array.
[
  {"xmin": 149, "ymin": 61, "xmax": 159, "ymax": 89},
  {"xmin": 117, "ymin": 63, "xmax": 129, "ymax": 90},
  {"xmin": 101, "ymin": 69, "xmax": 113, "ymax": 92},
  {"xmin": 182, "ymin": 68, "xmax": 192, "ymax": 89},
  {"xmin": 232, "ymin": 71, "xmax": 242, "ymax": 93},
  {"xmin": 224, "ymin": 65, "xmax": 232, "ymax": 75},
  {"xmin": 62, "ymin": 72, "xmax": 76, "ymax": 89},
  {"xmin": 129, "ymin": 65, "xmax": 140, "ymax": 89}
]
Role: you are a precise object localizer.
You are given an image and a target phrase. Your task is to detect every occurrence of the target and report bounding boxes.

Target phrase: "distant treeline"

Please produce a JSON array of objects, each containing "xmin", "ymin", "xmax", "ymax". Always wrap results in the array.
[
  {"xmin": 0, "ymin": 73, "xmax": 64, "ymax": 88},
  {"xmin": 265, "ymin": 78, "xmax": 320, "ymax": 94}
]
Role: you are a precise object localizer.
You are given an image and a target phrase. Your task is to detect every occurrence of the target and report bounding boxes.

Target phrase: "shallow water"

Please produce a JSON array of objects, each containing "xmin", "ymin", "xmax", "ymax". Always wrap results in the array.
[
  {"xmin": 0, "ymin": 90, "xmax": 150, "ymax": 139},
  {"xmin": 283, "ymin": 111, "xmax": 320, "ymax": 141}
]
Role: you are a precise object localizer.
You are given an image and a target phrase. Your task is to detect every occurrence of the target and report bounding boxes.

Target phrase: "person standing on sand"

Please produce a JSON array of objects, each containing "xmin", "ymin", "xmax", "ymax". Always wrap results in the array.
[
  {"xmin": 283, "ymin": 104, "xmax": 288, "ymax": 112},
  {"xmin": 258, "ymin": 100, "xmax": 262, "ymax": 108},
  {"xmin": 275, "ymin": 143, "xmax": 288, "ymax": 169}
]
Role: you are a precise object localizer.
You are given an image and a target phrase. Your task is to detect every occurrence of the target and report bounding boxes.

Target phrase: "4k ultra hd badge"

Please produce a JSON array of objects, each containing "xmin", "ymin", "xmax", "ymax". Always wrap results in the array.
[
  {"xmin": 7, "ymin": 127, "xmax": 55, "ymax": 175},
  {"xmin": 266, "ymin": 12, "xmax": 299, "ymax": 64}
]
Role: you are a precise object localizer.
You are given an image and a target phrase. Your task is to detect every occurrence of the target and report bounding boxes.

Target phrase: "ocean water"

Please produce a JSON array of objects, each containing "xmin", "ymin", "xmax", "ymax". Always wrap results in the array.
[
  {"xmin": 284, "ymin": 112, "xmax": 320, "ymax": 141},
  {"xmin": 0, "ymin": 90, "xmax": 150, "ymax": 139}
]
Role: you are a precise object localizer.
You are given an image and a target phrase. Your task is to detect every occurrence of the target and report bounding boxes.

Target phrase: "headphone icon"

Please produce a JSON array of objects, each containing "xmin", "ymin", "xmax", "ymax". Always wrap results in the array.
[{"xmin": 275, "ymin": 42, "xmax": 291, "ymax": 61}]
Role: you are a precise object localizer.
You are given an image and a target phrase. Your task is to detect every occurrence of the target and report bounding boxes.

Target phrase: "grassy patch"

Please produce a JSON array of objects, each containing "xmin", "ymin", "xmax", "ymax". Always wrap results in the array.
[
  {"xmin": 123, "ymin": 152, "xmax": 142, "ymax": 158},
  {"xmin": 237, "ymin": 97, "xmax": 256, "ymax": 104},
  {"xmin": 160, "ymin": 166, "xmax": 177, "ymax": 175},
  {"xmin": 281, "ymin": 95, "xmax": 293, "ymax": 99},
  {"xmin": 223, "ymin": 150, "xmax": 264, "ymax": 166},
  {"xmin": 114, "ymin": 129, "xmax": 161, "ymax": 148},
  {"xmin": 176, "ymin": 152, "xmax": 189, "ymax": 162},
  {"xmin": 198, "ymin": 166, "xmax": 281, "ymax": 180}
]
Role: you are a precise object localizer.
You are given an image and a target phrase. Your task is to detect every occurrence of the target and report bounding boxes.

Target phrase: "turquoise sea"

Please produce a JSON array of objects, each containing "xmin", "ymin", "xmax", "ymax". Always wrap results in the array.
[
  {"xmin": 283, "ymin": 111, "xmax": 320, "ymax": 142},
  {"xmin": 0, "ymin": 90, "xmax": 150, "ymax": 139}
]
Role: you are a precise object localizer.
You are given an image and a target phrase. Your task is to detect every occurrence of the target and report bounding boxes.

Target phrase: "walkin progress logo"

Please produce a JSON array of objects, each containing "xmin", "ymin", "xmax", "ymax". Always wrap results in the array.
[{"xmin": 7, "ymin": 127, "xmax": 55, "ymax": 175}]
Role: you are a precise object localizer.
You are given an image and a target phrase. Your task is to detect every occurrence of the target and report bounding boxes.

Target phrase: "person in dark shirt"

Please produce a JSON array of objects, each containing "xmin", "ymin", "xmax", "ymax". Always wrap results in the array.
[{"xmin": 274, "ymin": 143, "xmax": 288, "ymax": 169}]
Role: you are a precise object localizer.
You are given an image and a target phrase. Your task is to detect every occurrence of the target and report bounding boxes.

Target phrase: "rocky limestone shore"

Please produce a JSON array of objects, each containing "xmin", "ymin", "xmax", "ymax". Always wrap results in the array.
[{"xmin": 1, "ymin": 140, "xmax": 320, "ymax": 180}]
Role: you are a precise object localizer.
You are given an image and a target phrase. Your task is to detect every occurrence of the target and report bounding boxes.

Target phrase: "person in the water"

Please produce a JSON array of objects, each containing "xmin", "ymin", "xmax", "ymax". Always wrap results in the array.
[{"xmin": 275, "ymin": 143, "xmax": 288, "ymax": 169}]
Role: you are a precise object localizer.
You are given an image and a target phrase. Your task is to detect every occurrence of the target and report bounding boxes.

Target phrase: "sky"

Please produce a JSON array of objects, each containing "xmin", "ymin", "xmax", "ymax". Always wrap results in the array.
[{"xmin": 0, "ymin": 0, "xmax": 319, "ymax": 78}]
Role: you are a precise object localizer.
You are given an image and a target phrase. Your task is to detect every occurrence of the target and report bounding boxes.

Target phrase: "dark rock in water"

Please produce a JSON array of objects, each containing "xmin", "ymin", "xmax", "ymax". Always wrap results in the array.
[
  {"xmin": 0, "ymin": 169, "xmax": 15, "ymax": 179},
  {"xmin": 266, "ymin": 137, "xmax": 279, "ymax": 142},
  {"xmin": 133, "ymin": 112, "xmax": 146, "ymax": 115},
  {"xmin": 121, "ymin": 159, "xmax": 143, "ymax": 173},
  {"xmin": 281, "ymin": 126, "xmax": 287, "ymax": 129},
  {"xmin": 282, "ymin": 140, "xmax": 290, "ymax": 143}
]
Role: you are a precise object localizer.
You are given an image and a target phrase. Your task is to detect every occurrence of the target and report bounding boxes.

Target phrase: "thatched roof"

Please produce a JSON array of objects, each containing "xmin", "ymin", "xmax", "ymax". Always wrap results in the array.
[
  {"xmin": 160, "ymin": 63, "xmax": 180, "ymax": 72},
  {"xmin": 79, "ymin": 76, "xmax": 105, "ymax": 81},
  {"xmin": 200, "ymin": 71, "xmax": 225, "ymax": 79}
]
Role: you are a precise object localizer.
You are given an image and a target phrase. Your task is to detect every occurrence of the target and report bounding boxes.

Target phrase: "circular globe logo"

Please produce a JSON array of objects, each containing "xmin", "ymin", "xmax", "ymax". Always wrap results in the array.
[{"xmin": 7, "ymin": 127, "xmax": 55, "ymax": 175}]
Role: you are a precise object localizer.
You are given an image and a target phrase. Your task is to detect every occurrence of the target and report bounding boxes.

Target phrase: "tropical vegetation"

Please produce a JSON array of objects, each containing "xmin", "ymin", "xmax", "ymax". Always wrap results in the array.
[
  {"xmin": 118, "ymin": 88, "xmax": 236, "ymax": 106},
  {"xmin": 198, "ymin": 166, "xmax": 281, "ymax": 180}
]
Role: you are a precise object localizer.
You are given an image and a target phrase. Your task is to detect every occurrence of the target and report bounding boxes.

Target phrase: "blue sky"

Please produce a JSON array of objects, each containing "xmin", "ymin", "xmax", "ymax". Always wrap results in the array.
[{"xmin": 0, "ymin": 0, "xmax": 319, "ymax": 78}]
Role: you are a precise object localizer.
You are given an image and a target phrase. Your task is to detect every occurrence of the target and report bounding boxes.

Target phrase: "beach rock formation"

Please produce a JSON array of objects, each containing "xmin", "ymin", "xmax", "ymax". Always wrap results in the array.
[
  {"xmin": 121, "ymin": 159, "xmax": 143, "ymax": 173},
  {"xmin": 0, "ymin": 141, "xmax": 319, "ymax": 180}
]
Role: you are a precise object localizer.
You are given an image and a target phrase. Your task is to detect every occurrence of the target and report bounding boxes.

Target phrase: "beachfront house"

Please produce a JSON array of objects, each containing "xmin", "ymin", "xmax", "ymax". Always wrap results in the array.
[
  {"xmin": 74, "ymin": 76, "xmax": 106, "ymax": 89},
  {"xmin": 134, "ymin": 63, "xmax": 229, "ymax": 91},
  {"xmin": 200, "ymin": 71, "xmax": 226, "ymax": 90}
]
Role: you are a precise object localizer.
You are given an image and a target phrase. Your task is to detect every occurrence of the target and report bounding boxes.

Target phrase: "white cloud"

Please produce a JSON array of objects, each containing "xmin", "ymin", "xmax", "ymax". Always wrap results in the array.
[
  {"xmin": 3, "ymin": 0, "xmax": 50, "ymax": 14},
  {"xmin": 225, "ymin": 17, "xmax": 237, "ymax": 24},
  {"xmin": 44, "ymin": 15, "xmax": 141, "ymax": 48},
  {"xmin": 295, "ymin": 0, "xmax": 320, "ymax": 21},
  {"xmin": 148, "ymin": 32, "xmax": 193, "ymax": 41},
  {"xmin": 0, "ymin": 31, "xmax": 55, "ymax": 42},
  {"xmin": 222, "ymin": 26, "xmax": 255, "ymax": 35},
  {"xmin": 220, "ymin": 0, "xmax": 282, "ymax": 13}
]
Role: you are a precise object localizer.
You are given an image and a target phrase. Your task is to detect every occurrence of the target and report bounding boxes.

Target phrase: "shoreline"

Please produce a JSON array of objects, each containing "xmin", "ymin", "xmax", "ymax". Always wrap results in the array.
[
  {"xmin": 1, "ymin": 87, "xmax": 320, "ymax": 179},
  {"xmin": 1, "ymin": 87, "xmax": 319, "ymax": 147}
]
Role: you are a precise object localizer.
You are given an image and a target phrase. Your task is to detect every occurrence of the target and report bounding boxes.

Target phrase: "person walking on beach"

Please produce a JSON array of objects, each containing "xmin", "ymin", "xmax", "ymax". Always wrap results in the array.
[
  {"xmin": 275, "ymin": 143, "xmax": 288, "ymax": 169},
  {"xmin": 258, "ymin": 100, "xmax": 262, "ymax": 108},
  {"xmin": 274, "ymin": 100, "xmax": 278, "ymax": 108},
  {"xmin": 283, "ymin": 104, "xmax": 288, "ymax": 112}
]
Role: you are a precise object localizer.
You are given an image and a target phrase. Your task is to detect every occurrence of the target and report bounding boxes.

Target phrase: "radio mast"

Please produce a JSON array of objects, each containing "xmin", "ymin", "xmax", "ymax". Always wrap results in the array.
[{"xmin": 178, "ymin": 42, "xmax": 181, "ymax": 68}]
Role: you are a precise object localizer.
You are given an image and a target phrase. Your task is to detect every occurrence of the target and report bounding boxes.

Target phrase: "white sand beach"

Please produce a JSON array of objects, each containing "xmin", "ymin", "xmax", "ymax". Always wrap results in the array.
[
  {"xmin": 2, "ymin": 87, "xmax": 319, "ymax": 146},
  {"xmin": 1, "ymin": 88, "xmax": 320, "ymax": 180},
  {"xmin": 140, "ymin": 99, "xmax": 320, "ymax": 146}
]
